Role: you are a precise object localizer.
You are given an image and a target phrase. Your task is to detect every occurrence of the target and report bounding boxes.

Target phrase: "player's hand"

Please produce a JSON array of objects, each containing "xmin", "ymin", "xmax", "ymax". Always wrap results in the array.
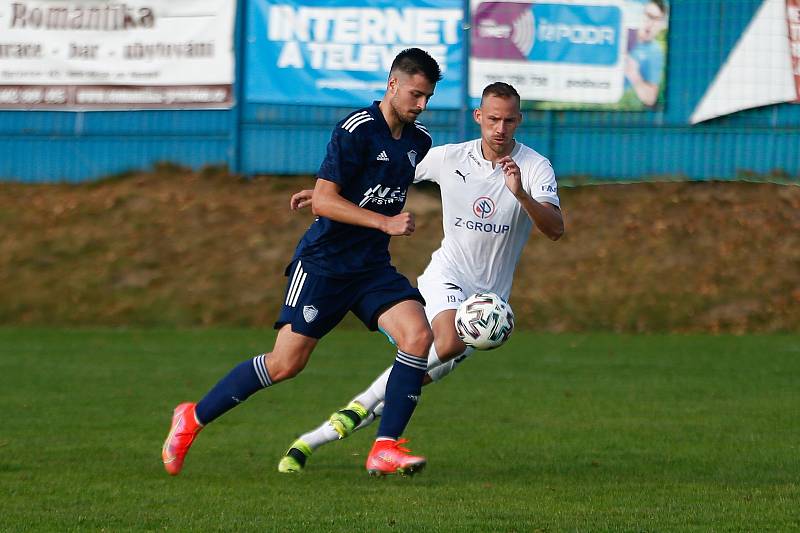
[
  {"xmin": 499, "ymin": 156, "xmax": 523, "ymax": 198},
  {"xmin": 382, "ymin": 212, "xmax": 415, "ymax": 236},
  {"xmin": 290, "ymin": 189, "xmax": 314, "ymax": 210}
]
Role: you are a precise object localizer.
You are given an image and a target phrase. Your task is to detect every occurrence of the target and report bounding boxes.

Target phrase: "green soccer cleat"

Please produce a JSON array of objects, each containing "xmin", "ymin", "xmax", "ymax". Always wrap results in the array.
[
  {"xmin": 329, "ymin": 401, "xmax": 369, "ymax": 439},
  {"xmin": 278, "ymin": 439, "xmax": 313, "ymax": 473}
]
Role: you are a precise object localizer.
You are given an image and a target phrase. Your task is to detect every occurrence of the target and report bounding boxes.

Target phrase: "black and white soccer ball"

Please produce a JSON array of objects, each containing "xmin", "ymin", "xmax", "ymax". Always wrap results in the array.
[{"xmin": 454, "ymin": 292, "xmax": 514, "ymax": 350}]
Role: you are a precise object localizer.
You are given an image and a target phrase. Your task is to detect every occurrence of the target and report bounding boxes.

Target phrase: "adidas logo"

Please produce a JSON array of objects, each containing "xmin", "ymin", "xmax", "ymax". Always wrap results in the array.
[{"xmin": 376, "ymin": 150, "xmax": 389, "ymax": 162}]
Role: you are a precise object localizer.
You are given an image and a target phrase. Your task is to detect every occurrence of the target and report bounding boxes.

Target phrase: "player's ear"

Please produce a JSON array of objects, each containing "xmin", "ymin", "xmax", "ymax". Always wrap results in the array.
[
  {"xmin": 473, "ymin": 108, "xmax": 481, "ymax": 124},
  {"xmin": 387, "ymin": 75, "xmax": 399, "ymax": 94}
]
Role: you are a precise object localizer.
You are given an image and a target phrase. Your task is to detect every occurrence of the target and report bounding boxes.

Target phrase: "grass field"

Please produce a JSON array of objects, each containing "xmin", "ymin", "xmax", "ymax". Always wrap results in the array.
[{"xmin": 1, "ymin": 328, "xmax": 798, "ymax": 531}]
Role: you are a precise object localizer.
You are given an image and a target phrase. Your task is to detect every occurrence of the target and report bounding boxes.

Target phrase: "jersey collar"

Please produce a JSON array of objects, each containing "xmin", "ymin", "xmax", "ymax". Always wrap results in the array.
[{"xmin": 371, "ymin": 100, "xmax": 410, "ymax": 140}]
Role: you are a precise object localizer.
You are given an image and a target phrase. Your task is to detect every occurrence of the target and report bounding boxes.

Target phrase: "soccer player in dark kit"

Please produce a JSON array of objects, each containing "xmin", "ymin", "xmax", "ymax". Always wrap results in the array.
[{"xmin": 162, "ymin": 48, "xmax": 441, "ymax": 477}]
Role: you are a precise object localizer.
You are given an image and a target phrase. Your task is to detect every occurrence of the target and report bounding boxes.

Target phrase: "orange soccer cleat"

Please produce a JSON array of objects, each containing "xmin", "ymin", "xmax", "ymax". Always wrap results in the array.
[
  {"xmin": 161, "ymin": 402, "xmax": 203, "ymax": 476},
  {"xmin": 365, "ymin": 438, "xmax": 426, "ymax": 477}
]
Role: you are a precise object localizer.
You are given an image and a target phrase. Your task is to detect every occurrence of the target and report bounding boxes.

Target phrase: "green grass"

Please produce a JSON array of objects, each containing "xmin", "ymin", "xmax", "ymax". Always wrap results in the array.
[{"xmin": 0, "ymin": 329, "xmax": 798, "ymax": 531}]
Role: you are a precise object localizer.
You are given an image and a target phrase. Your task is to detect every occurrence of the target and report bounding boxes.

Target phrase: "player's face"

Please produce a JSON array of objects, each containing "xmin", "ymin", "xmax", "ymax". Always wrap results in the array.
[
  {"xmin": 638, "ymin": 2, "xmax": 665, "ymax": 41},
  {"xmin": 388, "ymin": 72, "xmax": 435, "ymax": 124},
  {"xmin": 474, "ymin": 95, "xmax": 522, "ymax": 155}
]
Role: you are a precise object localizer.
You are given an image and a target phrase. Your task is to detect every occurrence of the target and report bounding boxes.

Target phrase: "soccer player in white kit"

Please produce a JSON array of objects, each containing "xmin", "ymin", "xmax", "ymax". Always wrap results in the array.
[{"xmin": 279, "ymin": 82, "xmax": 564, "ymax": 473}]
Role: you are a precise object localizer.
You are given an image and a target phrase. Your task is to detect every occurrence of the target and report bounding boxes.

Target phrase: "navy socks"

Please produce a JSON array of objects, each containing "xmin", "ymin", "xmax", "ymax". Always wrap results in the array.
[
  {"xmin": 376, "ymin": 350, "xmax": 427, "ymax": 439},
  {"xmin": 195, "ymin": 354, "xmax": 272, "ymax": 425}
]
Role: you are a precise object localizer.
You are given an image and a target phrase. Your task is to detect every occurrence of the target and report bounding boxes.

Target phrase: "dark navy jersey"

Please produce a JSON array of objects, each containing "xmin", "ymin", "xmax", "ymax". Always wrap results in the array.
[{"xmin": 291, "ymin": 101, "xmax": 432, "ymax": 278}]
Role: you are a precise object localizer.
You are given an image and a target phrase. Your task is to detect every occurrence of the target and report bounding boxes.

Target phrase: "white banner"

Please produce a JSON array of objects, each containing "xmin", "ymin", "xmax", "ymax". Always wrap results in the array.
[
  {"xmin": 0, "ymin": 0, "xmax": 236, "ymax": 109},
  {"xmin": 691, "ymin": 0, "xmax": 799, "ymax": 124}
]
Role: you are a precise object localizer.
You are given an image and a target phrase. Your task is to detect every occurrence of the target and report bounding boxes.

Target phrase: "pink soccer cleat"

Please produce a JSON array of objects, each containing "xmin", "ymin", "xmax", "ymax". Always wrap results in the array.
[
  {"xmin": 161, "ymin": 402, "xmax": 203, "ymax": 476},
  {"xmin": 366, "ymin": 438, "xmax": 426, "ymax": 477}
]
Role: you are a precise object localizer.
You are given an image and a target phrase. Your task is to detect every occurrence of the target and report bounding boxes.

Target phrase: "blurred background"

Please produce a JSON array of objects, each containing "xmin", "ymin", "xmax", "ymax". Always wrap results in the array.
[{"xmin": 0, "ymin": 0, "xmax": 798, "ymax": 332}]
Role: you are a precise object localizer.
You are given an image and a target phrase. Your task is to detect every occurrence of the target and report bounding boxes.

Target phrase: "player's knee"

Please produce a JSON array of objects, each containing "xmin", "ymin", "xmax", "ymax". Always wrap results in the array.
[
  {"xmin": 269, "ymin": 360, "xmax": 305, "ymax": 381},
  {"xmin": 396, "ymin": 327, "xmax": 433, "ymax": 357},
  {"xmin": 265, "ymin": 353, "xmax": 308, "ymax": 382}
]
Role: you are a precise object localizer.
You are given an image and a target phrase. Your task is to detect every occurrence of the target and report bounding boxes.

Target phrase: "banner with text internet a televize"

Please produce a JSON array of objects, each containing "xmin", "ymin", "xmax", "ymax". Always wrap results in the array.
[{"xmin": 245, "ymin": 0, "xmax": 464, "ymax": 109}]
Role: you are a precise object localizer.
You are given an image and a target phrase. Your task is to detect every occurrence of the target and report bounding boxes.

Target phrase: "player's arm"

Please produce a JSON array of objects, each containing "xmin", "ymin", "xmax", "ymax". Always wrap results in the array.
[
  {"xmin": 289, "ymin": 187, "xmax": 414, "ymax": 235},
  {"xmin": 289, "ymin": 186, "xmax": 414, "ymax": 235},
  {"xmin": 312, "ymin": 179, "xmax": 415, "ymax": 236},
  {"xmin": 306, "ymin": 117, "xmax": 416, "ymax": 236},
  {"xmin": 288, "ymin": 184, "xmax": 414, "ymax": 236},
  {"xmin": 498, "ymin": 156, "xmax": 564, "ymax": 241},
  {"xmin": 289, "ymin": 141, "xmax": 445, "ymax": 211}
]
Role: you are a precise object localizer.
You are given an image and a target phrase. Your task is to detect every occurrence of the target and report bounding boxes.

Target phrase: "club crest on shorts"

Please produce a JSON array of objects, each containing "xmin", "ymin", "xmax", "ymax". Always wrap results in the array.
[
  {"xmin": 303, "ymin": 305, "xmax": 318, "ymax": 323},
  {"xmin": 407, "ymin": 150, "xmax": 417, "ymax": 167}
]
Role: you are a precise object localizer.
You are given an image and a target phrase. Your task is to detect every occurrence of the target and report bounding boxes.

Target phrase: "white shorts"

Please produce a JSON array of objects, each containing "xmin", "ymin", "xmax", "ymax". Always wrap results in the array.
[
  {"xmin": 417, "ymin": 268, "xmax": 473, "ymax": 324},
  {"xmin": 416, "ymin": 267, "xmax": 479, "ymax": 377}
]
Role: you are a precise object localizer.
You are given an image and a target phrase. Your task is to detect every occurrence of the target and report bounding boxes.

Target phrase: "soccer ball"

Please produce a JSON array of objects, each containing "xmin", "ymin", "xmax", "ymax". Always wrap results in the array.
[{"xmin": 454, "ymin": 292, "xmax": 514, "ymax": 350}]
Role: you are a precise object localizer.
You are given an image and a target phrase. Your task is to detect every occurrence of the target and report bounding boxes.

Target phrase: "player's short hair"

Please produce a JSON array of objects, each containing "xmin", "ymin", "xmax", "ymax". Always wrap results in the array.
[
  {"xmin": 481, "ymin": 82, "xmax": 521, "ymax": 106},
  {"xmin": 651, "ymin": 0, "xmax": 668, "ymax": 15},
  {"xmin": 390, "ymin": 48, "xmax": 443, "ymax": 84}
]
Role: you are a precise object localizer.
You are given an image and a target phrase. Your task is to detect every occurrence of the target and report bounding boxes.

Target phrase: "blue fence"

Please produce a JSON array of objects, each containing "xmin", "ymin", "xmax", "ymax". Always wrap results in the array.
[{"xmin": 1, "ymin": 0, "xmax": 798, "ymax": 183}]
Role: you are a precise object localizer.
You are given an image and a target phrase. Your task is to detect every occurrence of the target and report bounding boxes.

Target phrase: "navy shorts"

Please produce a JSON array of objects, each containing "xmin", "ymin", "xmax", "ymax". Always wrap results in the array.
[{"xmin": 274, "ymin": 259, "xmax": 425, "ymax": 339}]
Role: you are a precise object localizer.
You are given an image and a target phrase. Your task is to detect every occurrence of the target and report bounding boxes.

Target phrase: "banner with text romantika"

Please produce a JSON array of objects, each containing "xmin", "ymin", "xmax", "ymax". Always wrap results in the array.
[
  {"xmin": 245, "ymin": 0, "xmax": 464, "ymax": 109},
  {"xmin": 0, "ymin": 0, "xmax": 236, "ymax": 110},
  {"xmin": 470, "ymin": 0, "xmax": 670, "ymax": 110}
]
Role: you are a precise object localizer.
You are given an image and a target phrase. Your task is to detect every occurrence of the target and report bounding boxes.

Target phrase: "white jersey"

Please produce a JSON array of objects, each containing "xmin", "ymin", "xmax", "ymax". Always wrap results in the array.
[{"xmin": 414, "ymin": 139, "xmax": 559, "ymax": 301}]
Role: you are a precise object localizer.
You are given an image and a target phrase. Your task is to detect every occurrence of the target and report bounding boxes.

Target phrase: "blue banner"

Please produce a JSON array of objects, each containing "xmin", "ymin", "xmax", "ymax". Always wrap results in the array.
[
  {"xmin": 470, "ymin": 0, "xmax": 669, "ymax": 110},
  {"xmin": 245, "ymin": 0, "xmax": 464, "ymax": 109},
  {"xmin": 527, "ymin": 4, "xmax": 621, "ymax": 65}
]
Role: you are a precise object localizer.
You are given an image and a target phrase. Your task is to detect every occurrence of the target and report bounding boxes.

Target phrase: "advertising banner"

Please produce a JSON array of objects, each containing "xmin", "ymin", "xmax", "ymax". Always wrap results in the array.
[
  {"xmin": 469, "ymin": 0, "xmax": 669, "ymax": 110},
  {"xmin": 245, "ymin": 0, "xmax": 464, "ymax": 109},
  {"xmin": 0, "ymin": 0, "xmax": 236, "ymax": 110},
  {"xmin": 691, "ymin": 0, "xmax": 799, "ymax": 124},
  {"xmin": 788, "ymin": 0, "xmax": 800, "ymax": 100}
]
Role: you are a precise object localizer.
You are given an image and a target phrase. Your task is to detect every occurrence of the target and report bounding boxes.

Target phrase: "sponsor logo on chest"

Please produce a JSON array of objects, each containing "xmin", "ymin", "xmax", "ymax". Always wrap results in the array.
[
  {"xmin": 359, "ymin": 184, "xmax": 406, "ymax": 207},
  {"xmin": 473, "ymin": 196, "xmax": 496, "ymax": 219},
  {"xmin": 454, "ymin": 195, "xmax": 511, "ymax": 234},
  {"xmin": 455, "ymin": 217, "xmax": 511, "ymax": 234}
]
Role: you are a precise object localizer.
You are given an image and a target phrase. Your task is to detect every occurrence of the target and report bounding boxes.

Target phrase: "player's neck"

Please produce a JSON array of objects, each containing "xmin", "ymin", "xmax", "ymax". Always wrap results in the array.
[
  {"xmin": 379, "ymin": 100, "xmax": 405, "ymax": 139},
  {"xmin": 480, "ymin": 139, "xmax": 516, "ymax": 166}
]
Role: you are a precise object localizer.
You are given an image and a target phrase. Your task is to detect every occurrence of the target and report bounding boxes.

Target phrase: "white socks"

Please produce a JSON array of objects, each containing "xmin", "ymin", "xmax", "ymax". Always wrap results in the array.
[
  {"xmin": 299, "ymin": 421, "xmax": 340, "ymax": 450},
  {"xmin": 352, "ymin": 366, "xmax": 392, "ymax": 412},
  {"xmin": 296, "ymin": 345, "xmax": 473, "ymax": 451}
]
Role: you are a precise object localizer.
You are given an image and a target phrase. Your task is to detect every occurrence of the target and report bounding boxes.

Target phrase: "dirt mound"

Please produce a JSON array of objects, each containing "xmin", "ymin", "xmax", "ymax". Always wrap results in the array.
[{"xmin": 1, "ymin": 168, "xmax": 798, "ymax": 332}]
